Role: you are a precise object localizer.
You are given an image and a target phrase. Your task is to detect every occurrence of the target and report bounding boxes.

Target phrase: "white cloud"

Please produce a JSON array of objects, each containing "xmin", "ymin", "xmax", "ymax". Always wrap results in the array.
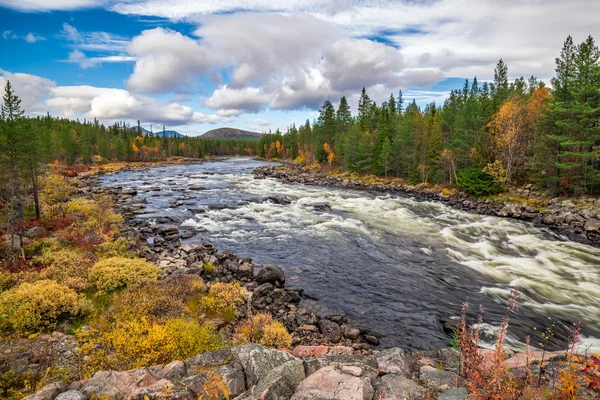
[
  {"xmin": 24, "ymin": 32, "xmax": 46, "ymax": 43},
  {"xmin": 0, "ymin": 0, "xmax": 100, "ymax": 11},
  {"xmin": 0, "ymin": 70, "xmax": 56, "ymax": 111},
  {"xmin": 60, "ymin": 23, "xmax": 129, "ymax": 52},
  {"xmin": 2, "ymin": 30, "xmax": 15, "ymax": 39},
  {"xmin": 0, "ymin": 70, "xmax": 225, "ymax": 126},
  {"xmin": 66, "ymin": 49, "xmax": 136, "ymax": 68},
  {"xmin": 127, "ymin": 27, "xmax": 214, "ymax": 93},
  {"xmin": 205, "ymin": 86, "xmax": 270, "ymax": 115}
]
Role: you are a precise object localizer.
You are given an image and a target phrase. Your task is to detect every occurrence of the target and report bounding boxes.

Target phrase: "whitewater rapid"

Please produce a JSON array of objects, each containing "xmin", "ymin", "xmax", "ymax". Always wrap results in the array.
[{"xmin": 102, "ymin": 158, "xmax": 600, "ymax": 351}]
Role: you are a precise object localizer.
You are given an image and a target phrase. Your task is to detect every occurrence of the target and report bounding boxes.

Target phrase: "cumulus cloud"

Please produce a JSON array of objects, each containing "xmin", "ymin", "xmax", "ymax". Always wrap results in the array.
[
  {"xmin": 126, "ymin": 28, "xmax": 214, "ymax": 93},
  {"xmin": 0, "ymin": 70, "xmax": 225, "ymax": 126},
  {"xmin": 0, "ymin": 70, "xmax": 56, "ymax": 111},
  {"xmin": 205, "ymin": 86, "xmax": 270, "ymax": 115},
  {"xmin": 24, "ymin": 32, "xmax": 46, "ymax": 43}
]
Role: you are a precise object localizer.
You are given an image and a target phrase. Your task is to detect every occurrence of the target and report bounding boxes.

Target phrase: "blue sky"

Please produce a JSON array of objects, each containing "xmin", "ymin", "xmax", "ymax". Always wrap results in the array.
[{"xmin": 1, "ymin": 0, "xmax": 598, "ymax": 136}]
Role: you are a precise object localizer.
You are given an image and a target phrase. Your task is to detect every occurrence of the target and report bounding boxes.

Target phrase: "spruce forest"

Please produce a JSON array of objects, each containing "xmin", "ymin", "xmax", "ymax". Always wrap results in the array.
[{"xmin": 259, "ymin": 35, "xmax": 600, "ymax": 196}]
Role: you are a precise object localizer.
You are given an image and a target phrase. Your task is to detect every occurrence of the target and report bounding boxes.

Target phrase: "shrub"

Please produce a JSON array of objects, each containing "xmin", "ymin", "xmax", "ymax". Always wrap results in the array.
[
  {"xmin": 78, "ymin": 317, "xmax": 223, "ymax": 372},
  {"xmin": 456, "ymin": 168, "xmax": 503, "ymax": 197},
  {"xmin": 66, "ymin": 196, "xmax": 123, "ymax": 242},
  {"xmin": 203, "ymin": 262, "xmax": 215, "ymax": 273},
  {"xmin": 94, "ymin": 237, "xmax": 135, "ymax": 259},
  {"xmin": 41, "ymin": 174, "xmax": 74, "ymax": 218},
  {"xmin": 100, "ymin": 276, "xmax": 205, "ymax": 325},
  {"xmin": 234, "ymin": 313, "xmax": 292, "ymax": 348},
  {"xmin": 35, "ymin": 247, "xmax": 94, "ymax": 292},
  {"xmin": 0, "ymin": 280, "xmax": 80, "ymax": 334},
  {"xmin": 89, "ymin": 257, "xmax": 161, "ymax": 293},
  {"xmin": 200, "ymin": 282, "xmax": 246, "ymax": 321},
  {"xmin": 261, "ymin": 321, "xmax": 292, "ymax": 348}
]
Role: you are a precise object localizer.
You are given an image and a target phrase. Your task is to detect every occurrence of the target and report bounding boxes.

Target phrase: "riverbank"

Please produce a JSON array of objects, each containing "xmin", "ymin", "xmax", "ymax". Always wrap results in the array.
[{"xmin": 253, "ymin": 163, "xmax": 600, "ymax": 248}]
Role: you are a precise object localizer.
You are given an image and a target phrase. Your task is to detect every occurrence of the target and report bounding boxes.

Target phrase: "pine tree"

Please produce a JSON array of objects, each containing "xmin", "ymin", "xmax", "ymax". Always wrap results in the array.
[
  {"xmin": 358, "ymin": 87, "xmax": 372, "ymax": 132},
  {"xmin": 0, "ymin": 81, "xmax": 26, "ymax": 261}
]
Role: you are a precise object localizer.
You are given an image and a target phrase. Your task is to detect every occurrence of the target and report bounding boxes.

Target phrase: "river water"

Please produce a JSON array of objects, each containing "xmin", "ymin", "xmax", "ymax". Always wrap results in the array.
[{"xmin": 101, "ymin": 158, "xmax": 600, "ymax": 352}]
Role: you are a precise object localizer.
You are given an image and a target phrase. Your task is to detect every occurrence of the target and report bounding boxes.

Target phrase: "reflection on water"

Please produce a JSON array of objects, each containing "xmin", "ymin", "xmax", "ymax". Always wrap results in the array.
[{"xmin": 102, "ymin": 157, "xmax": 600, "ymax": 351}]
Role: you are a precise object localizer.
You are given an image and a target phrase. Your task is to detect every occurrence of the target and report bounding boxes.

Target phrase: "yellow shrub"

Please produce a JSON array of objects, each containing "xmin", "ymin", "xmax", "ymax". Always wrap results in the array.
[
  {"xmin": 233, "ymin": 313, "xmax": 292, "ymax": 348},
  {"xmin": 89, "ymin": 257, "xmax": 161, "ymax": 293},
  {"xmin": 41, "ymin": 174, "xmax": 74, "ymax": 218},
  {"xmin": 261, "ymin": 321, "xmax": 292, "ymax": 348},
  {"xmin": 234, "ymin": 313, "xmax": 273, "ymax": 345},
  {"xmin": 200, "ymin": 282, "xmax": 246, "ymax": 321},
  {"xmin": 100, "ymin": 276, "xmax": 205, "ymax": 325},
  {"xmin": 94, "ymin": 237, "xmax": 135, "ymax": 259},
  {"xmin": 66, "ymin": 196, "xmax": 123, "ymax": 241},
  {"xmin": 0, "ymin": 280, "xmax": 80, "ymax": 334},
  {"xmin": 80, "ymin": 317, "xmax": 223, "ymax": 371},
  {"xmin": 35, "ymin": 248, "xmax": 94, "ymax": 291},
  {"xmin": 294, "ymin": 156, "xmax": 307, "ymax": 166},
  {"xmin": 203, "ymin": 262, "xmax": 215, "ymax": 273}
]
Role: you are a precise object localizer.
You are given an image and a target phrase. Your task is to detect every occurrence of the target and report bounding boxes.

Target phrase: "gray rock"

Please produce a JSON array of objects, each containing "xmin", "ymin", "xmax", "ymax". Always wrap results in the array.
[
  {"xmin": 585, "ymin": 218, "xmax": 600, "ymax": 232},
  {"xmin": 25, "ymin": 226, "xmax": 47, "ymax": 238},
  {"xmin": 55, "ymin": 391, "xmax": 87, "ymax": 400},
  {"xmin": 257, "ymin": 265, "xmax": 285, "ymax": 285},
  {"xmin": 232, "ymin": 343, "xmax": 296, "ymax": 386},
  {"xmin": 375, "ymin": 374, "xmax": 425, "ymax": 400},
  {"xmin": 24, "ymin": 382, "xmax": 67, "ymax": 400},
  {"xmin": 303, "ymin": 355, "xmax": 379, "ymax": 380},
  {"xmin": 344, "ymin": 326, "xmax": 361, "ymax": 340},
  {"xmin": 159, "ymin": 360, "xmax": 186, "ymax": 381},
  {"xmin": 184, "ymin": 349, "xmax": 232, "ymax": 371},
  {"xmin": 290, "ymin": 366, "xmax": 374, "ymax": 400},
  {"xmin": 419, "ymin": 365, "xmax": 459, "ymax": 390},
  {"xmin": 251, "ymin": 359, "xmax": 306, "ymax": 400},
  {"xmin": 439, "ymin": 387, "xmax": 469, "ymax": 400},
  {"xmin": 318, "ymin": 319, "xmax": 342, "ymax": 343},
  {"xmin": 376, "ymin": 348, "xmax": 412, "ymax": 377}
]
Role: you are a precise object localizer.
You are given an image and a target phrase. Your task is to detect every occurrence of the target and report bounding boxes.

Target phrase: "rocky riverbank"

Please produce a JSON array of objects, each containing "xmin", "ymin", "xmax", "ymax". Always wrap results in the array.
[
  {"xmin": 75, "ymin": 167, "xmax": 377, "ymax": 351},
  {"xmin": 253, "ymin": 164, "xmax": 600, "ymax": 248}
]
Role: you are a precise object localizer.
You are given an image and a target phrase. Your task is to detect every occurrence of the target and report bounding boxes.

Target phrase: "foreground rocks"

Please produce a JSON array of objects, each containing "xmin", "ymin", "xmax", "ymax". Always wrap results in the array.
[
  {"xmin": 254, "ymin": 164, "xmax": 600, "ymax": 247},
  {"xmin": 26, "ymin": 344, "xmax": 466, "ymax": 400}
]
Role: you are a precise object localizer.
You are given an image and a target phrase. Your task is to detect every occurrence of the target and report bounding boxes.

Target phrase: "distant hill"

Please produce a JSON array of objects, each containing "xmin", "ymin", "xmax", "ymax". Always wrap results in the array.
[
  {"xmin": 201, "ymin": 128, "xmax": 262, "ymax": 139},
  {"xmin": 132, "ymin": 126, "xmax": 184, "ymax": 138}
]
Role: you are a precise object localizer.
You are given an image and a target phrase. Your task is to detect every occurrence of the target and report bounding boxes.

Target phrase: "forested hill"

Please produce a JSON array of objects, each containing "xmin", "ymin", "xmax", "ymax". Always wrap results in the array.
[
  {"xmin": 202, "ymin": 128, "xmax": 263, "ymax": 139},
  {"xmin": 258, "ymin": 35, "xmax": 600, "ymax": 197}
]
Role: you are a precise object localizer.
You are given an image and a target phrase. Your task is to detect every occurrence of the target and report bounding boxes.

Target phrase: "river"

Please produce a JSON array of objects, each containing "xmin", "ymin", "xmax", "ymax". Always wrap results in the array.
[{"xmin": 101, "ymin": 157, "xmax": 600, "ymax": 352}]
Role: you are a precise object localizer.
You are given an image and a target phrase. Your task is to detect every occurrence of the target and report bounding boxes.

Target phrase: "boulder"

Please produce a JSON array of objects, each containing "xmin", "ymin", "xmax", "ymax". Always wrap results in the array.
[
  {"xmin": 375, "ymin": 374, "xmax": 426, "ymax": 400},
  {"xmin": 318, "ymin": 319, "xmax": 342, "ymax": 343},
  {"xmin": 375, "ymin": 348, "xmax": 412, "ymax": 377},
  {"xmin": 290, "ymin": 366, "xmax": 374, "ymax": 400},
  {"xmin": 25, "ymin": 226, "xmax": 47, "ymax": 238},
  {"xmin": 257, "ymin": 265, "xmax": 285, "ymax": 285},
  {"xmin": 24, "ymin": 382, "xmax": 67, "ymax": 400},
  {"xmin": 158, "ymin": 360, "xmax": 186, "ymax": 381},
  {"xmin": 419, "ymin": 365, "xmax": 459, "ymax": 390},
  {"xmin": 54, "ymin": 391, "xmax": 87, "ymax": 400},
  {"xmin": 584, "ymin": 218, "xmax": 600, "ymax": 232},
  {"xmin": 344, "ymin": 326, "xmax": 361, "ymax": 340},
  {"xmin": 184, "ymin": 349, "xmax": 232, "ymax": 370},
  {"xmin": 266, "ymin": 195, "xmax": 292, "ymax": 205},
  {"xmin": 303, "ymin": 355, "xmax": 379, "ymax": 379},
  {"xmin": 250, "ymin": 359, "xmax": 306, "ymax": 400},
  {"xmin": 79, "ymin": 368, "xmax": 160, "ymax": 398},
  {"xmin": 127, "ymin": 378, "xmax": 192, "ymax": 399},
  {"xmin": 232, "ymin": 344, "xmax": 296, "ymax": 386},
  {"xmin": 438, "ymin": 387, "xmax": 469, "ymax": 400}
]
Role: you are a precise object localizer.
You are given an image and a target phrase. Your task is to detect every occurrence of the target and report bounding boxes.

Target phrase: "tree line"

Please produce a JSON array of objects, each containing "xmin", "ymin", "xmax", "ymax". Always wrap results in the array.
[{"xmin": 259, "ymin": 35, "xmax": 600, "ymax": 196}]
